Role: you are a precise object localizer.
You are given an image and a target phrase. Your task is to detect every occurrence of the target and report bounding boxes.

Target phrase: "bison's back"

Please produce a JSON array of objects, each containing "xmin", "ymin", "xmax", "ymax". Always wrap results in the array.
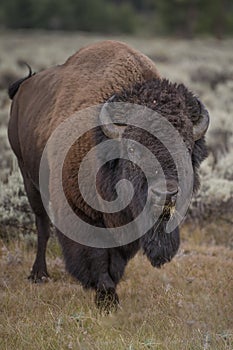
[
  {"xmin": 9, "ymin": 40, "xmax": 159, "ymax": 184},
  {"xmin": 56, "ymin": 40, "xmax": 159, "ymax": 112}
]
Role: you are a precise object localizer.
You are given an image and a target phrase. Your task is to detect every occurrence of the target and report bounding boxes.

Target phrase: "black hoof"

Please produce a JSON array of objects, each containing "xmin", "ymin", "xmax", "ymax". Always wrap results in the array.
[
  {"xmin": 95, "ymin": 288, "xmax": 119, "ymax": 313},
  {"xmin": 28, "ymin": 269, "xmax": 50, "ymax": 283}
]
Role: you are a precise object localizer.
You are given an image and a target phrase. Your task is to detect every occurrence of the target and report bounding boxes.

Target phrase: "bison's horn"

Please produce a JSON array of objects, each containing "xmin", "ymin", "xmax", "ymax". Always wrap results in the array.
[
  {"xmin": 193, "ymin": 101, "xmax": 210, "ymax": 141},
  {"xmin": 99, "ymin": 95, "xmax": 127, "ymax": 138}
]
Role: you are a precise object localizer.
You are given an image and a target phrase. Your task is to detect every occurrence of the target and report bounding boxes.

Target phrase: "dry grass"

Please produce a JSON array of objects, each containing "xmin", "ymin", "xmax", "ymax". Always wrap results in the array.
[{"xmin": 0, "ymin": 226, "xmax": 233, "ymax": 350}]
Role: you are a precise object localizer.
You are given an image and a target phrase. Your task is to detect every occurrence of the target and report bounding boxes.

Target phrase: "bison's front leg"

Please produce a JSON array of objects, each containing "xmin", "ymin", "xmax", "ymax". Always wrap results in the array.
[
  {"xmin": 96, "ymin": 245, "xmax": 136, "ymax": 313},
  {"xmin": 56, "ymin": 234, "xmax": 119, "ymax": 312},
  {"xmin": 91, "ymin": 251, "xmax": 119, "ymax": 313},
  {"xmin": 95, "ymin": 271, "xmax": 119, "ymax": 313}
]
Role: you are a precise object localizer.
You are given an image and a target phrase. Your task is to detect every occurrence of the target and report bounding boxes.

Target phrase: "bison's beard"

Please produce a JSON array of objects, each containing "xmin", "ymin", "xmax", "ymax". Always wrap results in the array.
[{"xmin": 140, "ymin": 217, "xmax": 180, "ymax": 268}]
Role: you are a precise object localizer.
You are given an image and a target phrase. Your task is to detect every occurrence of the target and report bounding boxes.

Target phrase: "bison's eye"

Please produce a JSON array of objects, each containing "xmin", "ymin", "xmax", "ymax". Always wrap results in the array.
[
  {"xmin": 128, "ymin": 146, "xmax": 135, "ymax": 154},
  {"xmin": 127, "ymin": 143, "xmax": 142, "ymax": 161}
]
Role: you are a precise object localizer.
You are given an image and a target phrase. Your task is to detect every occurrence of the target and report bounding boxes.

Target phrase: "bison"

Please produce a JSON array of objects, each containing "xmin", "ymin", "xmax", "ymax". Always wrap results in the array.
[{"xmin": 8, "ymin": 40, "xmax": 209, "ymax": 311}]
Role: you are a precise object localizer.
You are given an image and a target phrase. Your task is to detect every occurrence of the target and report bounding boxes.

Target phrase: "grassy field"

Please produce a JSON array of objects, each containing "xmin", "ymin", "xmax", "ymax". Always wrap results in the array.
[
  {"xmin": 1, "ymin": 229, "xmax": 233, "ymax": 350},
  {"xmin": 0, "ymin": 31, "xmax": 233, "ymax": 349}
]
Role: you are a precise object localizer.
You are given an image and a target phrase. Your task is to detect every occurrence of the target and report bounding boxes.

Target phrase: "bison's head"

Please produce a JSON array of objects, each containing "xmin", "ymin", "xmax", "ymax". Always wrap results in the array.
[{"xmin": 96, "ymin": 78, "xmax": 209, "ymax": 264}]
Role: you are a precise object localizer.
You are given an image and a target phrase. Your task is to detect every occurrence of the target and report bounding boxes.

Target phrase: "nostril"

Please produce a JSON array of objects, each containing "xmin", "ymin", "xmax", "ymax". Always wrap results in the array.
[
  {"xmin": 165, "ymin": 189, "xmax": 178, "ymax": 206},
  {"xmin": 151, "ymin": 188, "xmax": 178, "ymax": 198},
  {"xmin": 166, "ymin": 179, "xmax": 178, "ymax": 199},
  {"xmin": 167, "ymin": 188, "xmax": 178, "ymax": 198},
  {"xmin": 150, "ymin": 187, "xmax": 178, "ymax": 204}
]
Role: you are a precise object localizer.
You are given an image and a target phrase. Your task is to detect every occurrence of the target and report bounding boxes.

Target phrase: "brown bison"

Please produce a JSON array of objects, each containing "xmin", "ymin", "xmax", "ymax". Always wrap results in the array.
[{"xmin": 8, "ymin": 41, "xmax": 209, "ymax": 311}]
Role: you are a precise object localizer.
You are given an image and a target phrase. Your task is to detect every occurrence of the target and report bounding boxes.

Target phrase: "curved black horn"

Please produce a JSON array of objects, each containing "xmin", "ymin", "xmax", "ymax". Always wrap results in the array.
[
  {"xmin": 99, "ymin": 95, "xmax": 126, "ymax": 138},
  {"xmin": 193, "ymin": 101, "xmax": 210, "ymax": 141}
]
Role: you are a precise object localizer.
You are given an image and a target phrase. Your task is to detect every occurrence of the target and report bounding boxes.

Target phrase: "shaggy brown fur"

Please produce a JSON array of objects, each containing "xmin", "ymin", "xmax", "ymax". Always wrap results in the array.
[{"xmin": 8, "ymin": 41, "xmax": 208, "ymax": 312}]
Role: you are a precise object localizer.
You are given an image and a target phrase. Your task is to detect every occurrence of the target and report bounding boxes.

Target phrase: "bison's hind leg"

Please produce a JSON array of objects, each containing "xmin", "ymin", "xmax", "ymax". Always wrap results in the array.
[
  {"xmin": 18, "ymin": 162, "xmax": 51, "ymax": 283},
  {"xmin": 28, "ymin": 213, "xmax": 50, "ymax": 283}
]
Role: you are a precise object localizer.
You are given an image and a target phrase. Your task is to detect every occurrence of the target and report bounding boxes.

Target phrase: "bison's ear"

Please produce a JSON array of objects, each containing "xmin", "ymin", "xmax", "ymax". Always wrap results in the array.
[
  {"xmin": 192, "ymin": 99, "xmax": 210, "ymax": 141},
  {"xmin": 99, "ymin": 95, "xmax": 127, "ymax": 138}
]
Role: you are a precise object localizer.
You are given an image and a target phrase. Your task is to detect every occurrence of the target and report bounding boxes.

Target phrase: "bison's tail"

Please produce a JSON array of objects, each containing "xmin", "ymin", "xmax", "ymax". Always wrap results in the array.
[{"xmin": 8, "ymin": 63, "xmax": 35, "ymax": 100}]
